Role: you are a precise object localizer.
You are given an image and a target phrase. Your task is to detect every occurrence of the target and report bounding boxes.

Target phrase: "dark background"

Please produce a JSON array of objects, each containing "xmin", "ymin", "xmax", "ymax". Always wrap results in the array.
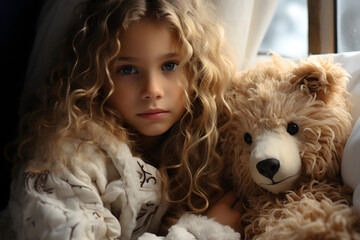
[{"xmin": 0, "ymin": 0, "xmax": 44, "ymax": 210}]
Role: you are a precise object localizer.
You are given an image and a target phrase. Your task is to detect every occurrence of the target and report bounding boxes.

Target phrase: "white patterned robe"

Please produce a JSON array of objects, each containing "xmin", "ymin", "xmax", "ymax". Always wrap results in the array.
[{"xmin": 5, "ymin": 124, "xmax": 240, "ymax": 240}]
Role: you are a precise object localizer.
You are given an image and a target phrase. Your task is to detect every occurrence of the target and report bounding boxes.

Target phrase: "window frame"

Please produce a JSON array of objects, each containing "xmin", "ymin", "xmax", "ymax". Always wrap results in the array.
[{"xmin": 307, "ymin": 0, "xmax": 337, "ymax": 54}]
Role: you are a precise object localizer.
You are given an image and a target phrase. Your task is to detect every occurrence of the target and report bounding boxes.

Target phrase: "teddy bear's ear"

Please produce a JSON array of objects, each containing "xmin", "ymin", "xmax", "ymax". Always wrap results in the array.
[{"xmin": 289, "ymin": 56, "xmax": 349, "ymax": 103}]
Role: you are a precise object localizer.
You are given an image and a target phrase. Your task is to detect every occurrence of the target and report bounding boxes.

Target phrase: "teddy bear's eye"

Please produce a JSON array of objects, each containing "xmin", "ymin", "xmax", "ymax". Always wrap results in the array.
[
  {"xmin": 244, "ymin": 132, "xmax": 252, "ymax": 145},
  {"xmin": 287, "ymin": 122, "xmax": 299, "ymax": 135}
]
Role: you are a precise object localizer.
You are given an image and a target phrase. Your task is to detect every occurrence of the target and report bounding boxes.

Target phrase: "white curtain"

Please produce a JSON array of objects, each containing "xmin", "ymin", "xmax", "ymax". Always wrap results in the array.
[
  {"xmin": 212, "ymin": 0, "xmax": 279, "ymax": 70},
  {"xmin": 20, "ymin": 0, "xmax": 83, "ymax": 114}
]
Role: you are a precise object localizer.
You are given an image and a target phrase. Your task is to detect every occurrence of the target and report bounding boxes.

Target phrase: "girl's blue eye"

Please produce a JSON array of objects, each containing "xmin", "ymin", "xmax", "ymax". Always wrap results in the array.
[
  {"xmin": 162, "ymin": 62, "xmax": 178, "ymax": 71},
  {"xmin": 118, "ymin": 66, "xmax": 137, "ymax": 75}
]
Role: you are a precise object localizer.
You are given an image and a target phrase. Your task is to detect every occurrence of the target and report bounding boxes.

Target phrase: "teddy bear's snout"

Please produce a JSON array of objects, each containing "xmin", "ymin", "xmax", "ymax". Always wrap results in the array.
[
  {"xmin": 256, "ymin": 158, "xmax": 280, "ymax": 180},
  {"xmin": 249, "ymin": 130, "xmax": 302, "ymax": 194}
]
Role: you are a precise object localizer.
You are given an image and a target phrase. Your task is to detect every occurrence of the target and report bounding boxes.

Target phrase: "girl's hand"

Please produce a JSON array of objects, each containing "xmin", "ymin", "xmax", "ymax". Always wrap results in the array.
[{"xmin": 205, "ymin": 191, "xmax": 243, "ymax": 233}]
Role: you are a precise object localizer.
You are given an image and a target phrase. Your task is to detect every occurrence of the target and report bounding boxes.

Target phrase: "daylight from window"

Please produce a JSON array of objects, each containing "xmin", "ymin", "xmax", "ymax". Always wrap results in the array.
[
  {"xmin": 259, "ymin": 0, "xmax": 308, "ymax": 59},
  {"xmin": 337, "ymin": 0, "xmax": 360, "ymax": 52}
]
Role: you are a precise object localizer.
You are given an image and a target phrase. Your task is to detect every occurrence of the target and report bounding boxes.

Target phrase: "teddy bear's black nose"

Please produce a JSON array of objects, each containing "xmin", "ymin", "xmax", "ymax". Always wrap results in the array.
[{"xmin": 256, "ymin": 158, "xmax": 280, "ymax": 179}]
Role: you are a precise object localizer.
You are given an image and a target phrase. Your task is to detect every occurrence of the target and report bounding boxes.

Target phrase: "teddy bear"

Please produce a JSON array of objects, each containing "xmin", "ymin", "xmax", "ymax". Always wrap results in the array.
[{"xmin": 220, "ymin": 54, "xmax": 360, "ymax": 240}]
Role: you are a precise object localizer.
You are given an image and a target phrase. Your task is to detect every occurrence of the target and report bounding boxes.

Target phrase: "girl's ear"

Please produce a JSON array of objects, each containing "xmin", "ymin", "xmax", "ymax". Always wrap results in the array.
[{"xmin": 289, "ymin": 56, "xmax": 350, "ymax": 103}]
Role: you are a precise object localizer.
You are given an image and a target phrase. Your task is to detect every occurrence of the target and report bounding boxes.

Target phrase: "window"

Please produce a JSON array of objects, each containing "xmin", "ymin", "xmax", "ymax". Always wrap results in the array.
[
  {"xmin": 337, "ymin": 0, "xmax": 360, "ymax": 52},
  {"xmin": 259, "ymin": 0, "xmax": 308, "ymax": 59},
  {"xmin": 259, "ymin": 0, "xmax": 360, "ymax": 58}
]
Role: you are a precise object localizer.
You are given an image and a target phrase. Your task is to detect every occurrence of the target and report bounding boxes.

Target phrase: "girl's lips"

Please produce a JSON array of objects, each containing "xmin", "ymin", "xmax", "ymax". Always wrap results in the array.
[{"xmin": 137, "ymin": 109, "xmax": 169, "ymax": 120}]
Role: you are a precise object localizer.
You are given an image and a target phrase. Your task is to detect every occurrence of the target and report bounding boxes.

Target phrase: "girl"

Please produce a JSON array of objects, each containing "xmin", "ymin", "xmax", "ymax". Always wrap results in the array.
[{"xmin": 7, "ymin": 0, "xmax": 241, "ymax": 239}]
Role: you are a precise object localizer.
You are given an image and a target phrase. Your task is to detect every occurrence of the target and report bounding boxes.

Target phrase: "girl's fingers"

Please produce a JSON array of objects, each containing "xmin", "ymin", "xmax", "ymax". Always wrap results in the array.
[
  {"xmin": 221, "ymin": 191, "xmax": 242, "ymax": 211},
  {"xmin": 231, "ymin": 199, "xmax": 243, "ymax": 211},
  {"xmin": 219, "ymin": 191, "xmax": 238, "ymax": 206}
]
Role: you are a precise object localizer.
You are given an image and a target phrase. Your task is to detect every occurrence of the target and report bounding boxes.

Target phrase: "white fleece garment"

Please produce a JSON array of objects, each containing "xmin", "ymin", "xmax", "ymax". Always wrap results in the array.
[
  {"xmin": 139, "ymin": 214, "xmax": 240, "ymax": 240},
  {"xmin": 4, "ymin": 123, "xmax": 239, "ymax": 239}
]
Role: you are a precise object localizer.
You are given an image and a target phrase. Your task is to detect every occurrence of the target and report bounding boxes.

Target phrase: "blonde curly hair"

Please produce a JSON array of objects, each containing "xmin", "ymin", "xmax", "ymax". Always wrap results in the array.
[{"xmin": 16, "ymin": 0, "xmax": 236, "ymax": 227}]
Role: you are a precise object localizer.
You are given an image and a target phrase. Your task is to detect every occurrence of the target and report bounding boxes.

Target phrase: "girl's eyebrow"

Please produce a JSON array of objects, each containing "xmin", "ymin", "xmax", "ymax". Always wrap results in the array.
[
  {"xmin": 117, "ymin": 56, "xmax": 137, "ymax": 62},
  {"xmin": 160, "ymin": 53, "xmax": 179, "ymax": 59},
  {"xmin": 117, "ymin": 52, "xmax": 179, "ymax": 62}
]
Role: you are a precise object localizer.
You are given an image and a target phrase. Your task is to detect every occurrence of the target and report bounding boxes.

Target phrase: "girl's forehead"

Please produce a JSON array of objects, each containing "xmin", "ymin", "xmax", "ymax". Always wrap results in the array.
[{"xmin": 118, "ymin": 21, "xmax": 182, "ymax": 57}]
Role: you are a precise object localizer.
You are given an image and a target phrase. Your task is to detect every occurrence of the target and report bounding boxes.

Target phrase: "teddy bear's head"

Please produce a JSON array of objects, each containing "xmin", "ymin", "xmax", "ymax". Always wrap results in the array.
[{"xmin": 223, "ymin": 55, "xmax": 352, "ymax": 195}]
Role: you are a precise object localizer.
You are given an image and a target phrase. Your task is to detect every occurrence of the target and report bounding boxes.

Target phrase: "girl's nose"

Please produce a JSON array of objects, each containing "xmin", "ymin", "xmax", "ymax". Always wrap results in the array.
[{"xmin": 141, "ymin": 71, "xmax": 164, "ymax": 100}]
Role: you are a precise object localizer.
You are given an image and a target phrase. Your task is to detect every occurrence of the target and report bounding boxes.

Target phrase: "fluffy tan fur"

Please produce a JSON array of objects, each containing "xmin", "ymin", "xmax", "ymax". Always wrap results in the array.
[{"xmin": 221, "ymin": 55, "xmax": 360, "ymax": 239}]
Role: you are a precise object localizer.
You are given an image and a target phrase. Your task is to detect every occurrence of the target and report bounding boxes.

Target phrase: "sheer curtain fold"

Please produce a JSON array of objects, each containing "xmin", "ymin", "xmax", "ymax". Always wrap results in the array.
[
  {"xmin": 20, "ymin": 0, "xmax": 83, "ymax": 114},
  {"xmin": 212, "ymin": 0, "xmax": 279, "ymax": 70}
]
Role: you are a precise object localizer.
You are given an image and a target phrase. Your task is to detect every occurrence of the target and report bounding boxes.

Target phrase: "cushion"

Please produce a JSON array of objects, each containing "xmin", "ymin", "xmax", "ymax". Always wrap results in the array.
[{"xmin": 330, "ymin": 51, "xmax": 360, "ymax": 214}]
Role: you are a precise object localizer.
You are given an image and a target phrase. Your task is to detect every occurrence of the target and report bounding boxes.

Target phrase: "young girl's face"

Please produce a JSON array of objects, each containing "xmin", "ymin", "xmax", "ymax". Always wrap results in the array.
[{"xmin": 109, "ymin": 20, "xmax": 187, "ymax": 137}]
